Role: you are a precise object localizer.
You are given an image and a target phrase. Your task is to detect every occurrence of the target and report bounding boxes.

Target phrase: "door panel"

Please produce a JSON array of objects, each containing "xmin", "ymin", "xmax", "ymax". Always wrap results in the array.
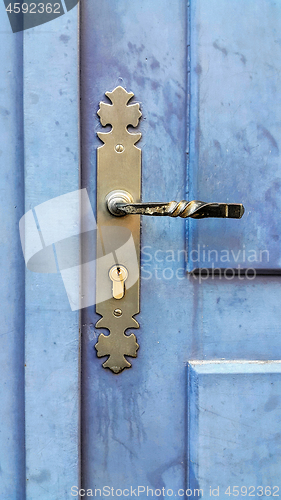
[
  {"xmin": 190, "ymin": 277, "xmax": 281, "ymax": 360},
  {"xmin": 188, "ymin": 0, "xmax": 281, "ymax": 271},
  {"xmin": 188, "ymin": 362, "xmax": 281, "ymax": 495},
  {"xmin": 80, "ymin": 0, "xmax": 281, "ymax": 497}
]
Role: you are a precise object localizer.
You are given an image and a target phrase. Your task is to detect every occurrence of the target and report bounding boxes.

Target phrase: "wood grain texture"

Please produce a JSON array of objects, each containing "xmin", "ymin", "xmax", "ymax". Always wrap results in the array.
[
  {"xmin": 81, "ymin": 0, "xmax": 188, "ymax": 492},
  {"xmin": 188, "ymin": 0, "xmax": 281, "ymax": 271},
  {"xmin": 0, "ymin": 9, "xmax": 25, "ymax": 499},
  {"xmin": 80, "ymin": 0, "xmax": 281, "ymax": 495},
  {"xmin": 23, "ymin": 9, "xmax": 80, "ymax": 499},
  {"xmin": 188, "ymin": 361, "xmax": 281, "ymax": 491}
]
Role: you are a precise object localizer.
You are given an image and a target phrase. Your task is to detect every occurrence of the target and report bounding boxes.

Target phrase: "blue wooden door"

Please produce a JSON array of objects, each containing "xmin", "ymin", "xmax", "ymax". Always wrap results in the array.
[
  {"xmin": 1, "ymin": 0, "xmax": 281, "ymax": 498},
  {"xmin": 80, "ymin": 0, "xmax": 281, "ymax": 498}
]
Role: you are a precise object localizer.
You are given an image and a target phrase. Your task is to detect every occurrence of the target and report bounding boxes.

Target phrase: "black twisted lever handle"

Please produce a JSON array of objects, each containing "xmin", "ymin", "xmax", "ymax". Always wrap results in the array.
[{"xmin": 116, "ymin": 200, "xmax": 244, "ymax": 219}]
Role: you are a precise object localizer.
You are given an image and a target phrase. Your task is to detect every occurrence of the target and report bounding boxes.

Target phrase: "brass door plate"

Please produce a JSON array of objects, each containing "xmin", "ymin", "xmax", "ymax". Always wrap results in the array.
[{"xmin": 95, "ymin": 86, "xmax": 141, "ymax": 373}]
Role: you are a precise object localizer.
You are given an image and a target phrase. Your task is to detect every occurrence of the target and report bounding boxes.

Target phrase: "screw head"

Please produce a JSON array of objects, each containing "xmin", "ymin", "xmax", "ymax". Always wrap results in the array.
[
  {"xmin": 115, "ymin": 144, "xmax": 124, "ymax": 153},
  {"xmin": 113, "ymin": 308, "xmax": 123, "ymax": 317}
]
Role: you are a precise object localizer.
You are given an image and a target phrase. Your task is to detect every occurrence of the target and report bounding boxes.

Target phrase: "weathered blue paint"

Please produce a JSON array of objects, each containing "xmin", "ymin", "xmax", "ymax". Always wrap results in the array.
[
  {"xmin": 23, "ymin": 10, "xmax": 80, "ymax": 500},
  {"xmin": 188, "ymin": 0, "xmax": 281, "ymax": 271},
  {"xmin": 81, "ymin": 0, "xmax": 281, "ymax": 497},
  {"xmin": 0, "ymin": 13, "xmax": 25, "ymax": 499},
  {"xmin": 188, "ymin": 361, "xmax": 281, "ymax": 494},
  {"xmin": 81, "ymin": 0, "xmax": 188, "ymax": 493},
  {"xmin": 1, "ymin": 0, "xmax": 281, "ymax": 495}
]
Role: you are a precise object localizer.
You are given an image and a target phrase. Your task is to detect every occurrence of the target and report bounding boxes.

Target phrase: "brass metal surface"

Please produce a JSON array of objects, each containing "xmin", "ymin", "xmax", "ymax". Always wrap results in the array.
[
  {"xmin": 95, "ymin": 86, "xmax": 244, "ymax": 374},
  {"xmin": 95, "ymin": 86, "xmax": 141, "ymax": 374},
  {"xmin": 109, "ymin": 265, "xmax": 128, "ymax": 300},
  {"xmin": 108, "ymin": 197, "xmax": 244, "ymax": 219}
]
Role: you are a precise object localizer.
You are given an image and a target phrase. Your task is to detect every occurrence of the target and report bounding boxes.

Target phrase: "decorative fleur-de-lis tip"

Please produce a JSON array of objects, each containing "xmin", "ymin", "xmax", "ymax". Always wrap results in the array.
[
  {"xmin": 105, "ymin": 86, "xmax": 134, "ymax": 105},
  {"xmin": 95, "ymin": 330, "xmax": 139, "ymax": 373},
  {"xmin": 97, "ymin": 86, "xmax": 142, "ymax": 129}
]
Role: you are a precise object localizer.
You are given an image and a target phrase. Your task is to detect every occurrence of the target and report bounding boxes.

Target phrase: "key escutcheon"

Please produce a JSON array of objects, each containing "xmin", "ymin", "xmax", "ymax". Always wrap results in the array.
[{"xmin": 96, "ymin": 86, "xmax": 244, "ymax": 374}]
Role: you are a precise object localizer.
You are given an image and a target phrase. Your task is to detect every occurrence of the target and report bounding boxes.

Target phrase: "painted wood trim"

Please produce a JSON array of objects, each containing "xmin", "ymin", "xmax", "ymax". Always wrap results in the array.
[
  {"xmin": 23, "ymin": 8, "xmax": 80, "ymax": 498},
  {"xmin": 0, "ymin": 12, "xmax": 25, "ymax": 498}
]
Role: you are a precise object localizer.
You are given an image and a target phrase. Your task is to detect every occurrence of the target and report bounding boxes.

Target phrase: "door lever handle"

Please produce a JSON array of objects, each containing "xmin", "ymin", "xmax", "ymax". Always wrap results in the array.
[
  {"xmin": 106, "ymin": 190, "xmax": 244, "ymax": 219},
  {"xmin": 95, "ymin": 86, "xmax": 245, "ymax": 374}
]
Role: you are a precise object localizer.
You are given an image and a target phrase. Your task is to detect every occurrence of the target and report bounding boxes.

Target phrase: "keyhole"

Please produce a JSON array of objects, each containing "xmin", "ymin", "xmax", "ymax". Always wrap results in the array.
[{"xmin": 109, "ymin": 265, "xmax": 128, "ymax": 300}]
